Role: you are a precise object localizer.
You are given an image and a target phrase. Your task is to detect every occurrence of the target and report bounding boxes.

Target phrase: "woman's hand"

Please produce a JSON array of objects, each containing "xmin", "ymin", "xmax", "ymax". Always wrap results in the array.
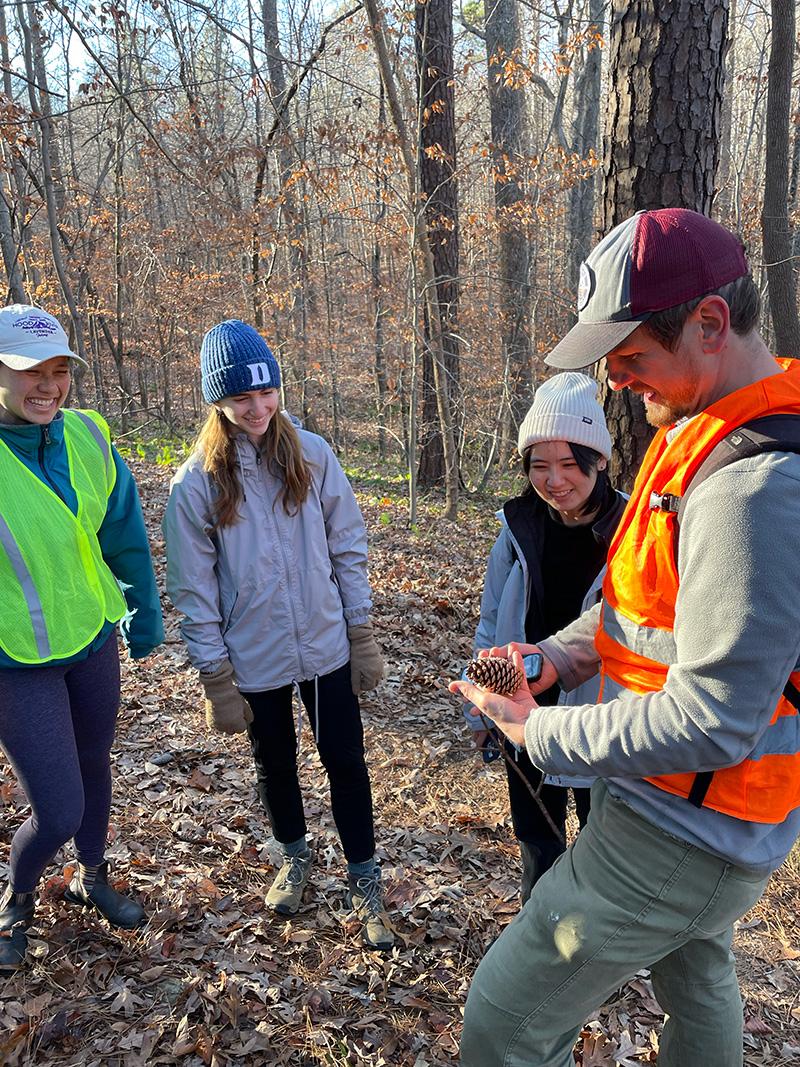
[
  {"xmin": 450, "ymin": 649, "xmax": 537, "ymax": 747},
  {"xmin": 492, "ymin": 642, "xmax": 559, "ymax": 696}
]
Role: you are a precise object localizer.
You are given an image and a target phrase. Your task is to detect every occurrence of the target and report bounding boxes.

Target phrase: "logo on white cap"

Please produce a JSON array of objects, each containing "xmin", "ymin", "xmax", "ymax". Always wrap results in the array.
[
  {"xmin": 248, "ymin": 362, "xmax": 274, "ymax": 387},
  {"xmin": 577, "ymin": 262, "xmax": 594, "ymax": 313},
  {"xmin": 14, "ymin": 315, "xmax": 58, "ymax": 338}
]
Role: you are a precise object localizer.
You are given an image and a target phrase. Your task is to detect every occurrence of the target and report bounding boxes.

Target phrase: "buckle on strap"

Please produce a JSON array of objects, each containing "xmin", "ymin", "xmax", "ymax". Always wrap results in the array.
[{"xmin": 649, "ymin": 490, "xmax": 681, "ymax": 513}]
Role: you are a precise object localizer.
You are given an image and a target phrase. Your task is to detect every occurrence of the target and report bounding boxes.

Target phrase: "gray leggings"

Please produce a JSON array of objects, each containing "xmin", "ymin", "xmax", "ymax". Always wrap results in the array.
[{"xmin": 0, "ymin": 635, "xmax": 120, "ymax": 892}]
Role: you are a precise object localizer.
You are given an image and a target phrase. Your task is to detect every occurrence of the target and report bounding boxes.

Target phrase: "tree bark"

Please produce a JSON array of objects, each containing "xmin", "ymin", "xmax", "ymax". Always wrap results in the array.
[
  {"xmin": 761, "ymin": 0, "xmax": 800, "ymax": 357},
  {"xmin": 416, "ymin": 0, "xmax": 461, "ymax": 489},
  {"xmin": 566, "ymin": 0, "xmax": 603, "ymax": 299},
  {"xmin": 600, "ymin": 0, "xmax": 729, "ymax": 488},
  {"xmin": 602, "ymin": 0, "xmax": 727, "ymax": 219},
  {"xmin": 484, "ymin": 0, "xmax": 532, "ymax": 435}
]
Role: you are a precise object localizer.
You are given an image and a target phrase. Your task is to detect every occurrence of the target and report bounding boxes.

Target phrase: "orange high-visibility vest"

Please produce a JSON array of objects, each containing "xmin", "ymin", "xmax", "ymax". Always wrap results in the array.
[{"xmin": 596, "ymin": 358, "xmax": 800, "ymax": 824}]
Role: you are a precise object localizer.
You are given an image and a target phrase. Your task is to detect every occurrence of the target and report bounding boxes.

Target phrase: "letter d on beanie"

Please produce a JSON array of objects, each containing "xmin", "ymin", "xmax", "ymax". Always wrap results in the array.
[
  {"xmin": 517, "ymin": 372, "xmax": 612, "ymax": 459},
  {"xmin": 200, "ymin": 320, "xmax": 281, "ymax": 403}
]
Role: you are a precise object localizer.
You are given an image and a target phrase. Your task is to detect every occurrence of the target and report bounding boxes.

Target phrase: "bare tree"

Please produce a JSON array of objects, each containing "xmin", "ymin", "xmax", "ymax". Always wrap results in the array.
[
  {"xmin": 416, "ymin": 0, "xmax": 461, "ymax": 488},
  {"xmin": 761, "ymin": 0, "xmax": 800, "ymax": 356}
]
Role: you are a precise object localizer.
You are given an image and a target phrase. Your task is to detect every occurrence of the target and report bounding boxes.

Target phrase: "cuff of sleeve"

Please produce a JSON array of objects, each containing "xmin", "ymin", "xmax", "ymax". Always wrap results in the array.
[
  {"xmin": 198, "ymin": 658, "xmax": 227, "ymax": 675},
  {"xmin": 129, "ymin": 644, "xmax": 157, "ymax": 660},
  {"xmin": 524, "ymin": 711, "xmax": 550, "ymax": 771},
  {"xmin": 538, "ymin": 637, "xmax": 581, "ymax": 691},
  {"xmin": 343, "ymin": 601, "xmax": 373, "ymax": 625}
]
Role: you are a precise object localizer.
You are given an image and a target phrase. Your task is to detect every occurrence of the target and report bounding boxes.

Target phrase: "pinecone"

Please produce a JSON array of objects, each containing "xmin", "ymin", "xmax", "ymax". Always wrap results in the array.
[{"xmin": 465, "ymin": 656, "xmax": 523, "ymax": 696}]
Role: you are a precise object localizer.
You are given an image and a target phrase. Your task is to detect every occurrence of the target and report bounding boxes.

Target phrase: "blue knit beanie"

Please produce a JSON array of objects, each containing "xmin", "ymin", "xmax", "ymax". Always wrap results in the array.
[{"xmin": 200, "ymin": 320, "xmax": 282, "ymax": 403}]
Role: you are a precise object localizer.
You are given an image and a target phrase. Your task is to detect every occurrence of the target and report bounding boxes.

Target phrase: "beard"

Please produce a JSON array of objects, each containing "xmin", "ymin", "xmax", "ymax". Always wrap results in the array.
[
  {"xmin": 642, "ymin": 387, "xmax": 698, "ymax": 428},
  {"xmin": 644, "ymin": 398, "xmax": 680, "ymax": 428}
]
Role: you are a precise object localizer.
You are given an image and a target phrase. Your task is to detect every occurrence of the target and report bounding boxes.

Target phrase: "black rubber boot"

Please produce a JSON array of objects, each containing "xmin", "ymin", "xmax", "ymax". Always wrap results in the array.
[
  {"xmin": 64, "ymin": 861, "xmax": 145, "ymax": 930},
  {"xmin": 0, "ymin": 925, "xmax": 27, "ymax": 976},
  {"xmin": 0, "ymin": 886, "xmax": 35, "ymax": 932},
  {"xmin": 519, "ymin": 840, "xmax": 565, "ymax": 904}
]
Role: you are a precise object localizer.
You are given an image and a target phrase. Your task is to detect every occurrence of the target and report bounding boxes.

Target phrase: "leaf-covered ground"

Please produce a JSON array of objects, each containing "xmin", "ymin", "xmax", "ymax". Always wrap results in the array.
[{"xmin": 1, "ymin": 460, "xmax": 798, "ymax": 1066}]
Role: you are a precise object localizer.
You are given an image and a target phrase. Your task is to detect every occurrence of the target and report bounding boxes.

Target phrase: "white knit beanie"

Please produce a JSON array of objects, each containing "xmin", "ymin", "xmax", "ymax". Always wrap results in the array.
[{"xmin": 517, "ymin": 372, "xmax": 612, "ymax": 459}]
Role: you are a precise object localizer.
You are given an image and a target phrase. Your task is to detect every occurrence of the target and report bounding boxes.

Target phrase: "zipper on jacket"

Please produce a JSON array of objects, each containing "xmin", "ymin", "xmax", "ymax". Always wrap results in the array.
[
  {"xmin": 258, "ymin": 450, "xmax": 307, "ymax": 680},
  {"xmin": 38, "ymin": 424, "xmax": 67, "ymax": 504}
]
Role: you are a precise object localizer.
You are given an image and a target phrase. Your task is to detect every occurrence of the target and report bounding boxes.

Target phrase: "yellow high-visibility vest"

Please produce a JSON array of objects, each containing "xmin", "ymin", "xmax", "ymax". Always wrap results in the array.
[{"xmin": 0, "ymin": 408, "xmax": 127, "ymax": 663}]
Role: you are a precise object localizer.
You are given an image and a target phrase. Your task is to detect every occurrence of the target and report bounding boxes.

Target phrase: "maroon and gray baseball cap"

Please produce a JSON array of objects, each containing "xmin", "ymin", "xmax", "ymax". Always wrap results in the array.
[{"xmin": 545, "ymin": 209, "xmax": 750, "ymax": 369}]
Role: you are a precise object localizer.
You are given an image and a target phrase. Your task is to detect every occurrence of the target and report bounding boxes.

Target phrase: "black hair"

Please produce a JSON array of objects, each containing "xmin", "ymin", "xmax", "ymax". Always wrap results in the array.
[
  {"xmin": 522, "ymin": 441, "xmax": 610, "ymax": 519},
  {"xmin": 641, "ymin": 274, "xmax": 761, "ymax": 352}
]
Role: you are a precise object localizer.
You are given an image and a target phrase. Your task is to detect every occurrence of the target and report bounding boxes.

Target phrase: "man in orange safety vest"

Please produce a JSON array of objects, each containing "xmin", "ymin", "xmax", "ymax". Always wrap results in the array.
[{"xmin": 452, "ymin": 208, "xmax": 800, "ymax": 1067}]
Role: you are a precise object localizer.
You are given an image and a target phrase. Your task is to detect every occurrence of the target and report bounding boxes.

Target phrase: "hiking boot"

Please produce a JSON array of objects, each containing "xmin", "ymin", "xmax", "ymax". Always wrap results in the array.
[
  {"xmin": 347, "ymin": 867, "xmax": 394, "ymax": 951},
  {"xmin": 0, "ymin": 886, "xmax": 35, "ymax": 932},
  {"xmin": 64, "ymin": 861, "xmax": 145, "ymax": 930},
  {"xmin": 265, "ymin": 851, "xmax": 313, "ymax": 916},
  {"xmin": 0, "ymin": 925, "xmax": 27, "ymax": 976}
]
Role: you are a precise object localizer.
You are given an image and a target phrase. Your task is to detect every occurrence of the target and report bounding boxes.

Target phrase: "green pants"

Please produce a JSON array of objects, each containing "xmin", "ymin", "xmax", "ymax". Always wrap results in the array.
[{"xmin": 461, "ymin": 781, "xmax": 770, "ymax": 1067}]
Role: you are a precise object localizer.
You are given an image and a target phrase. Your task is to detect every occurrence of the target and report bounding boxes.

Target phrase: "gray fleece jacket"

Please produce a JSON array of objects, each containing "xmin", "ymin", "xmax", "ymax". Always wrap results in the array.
[
  {"xmin": 527, "ymin": 440, "xmax": 800, "ymax": 874},
  {"xmin": 163, "ymin": 427, "xmax": 372, "ymax": 691}
]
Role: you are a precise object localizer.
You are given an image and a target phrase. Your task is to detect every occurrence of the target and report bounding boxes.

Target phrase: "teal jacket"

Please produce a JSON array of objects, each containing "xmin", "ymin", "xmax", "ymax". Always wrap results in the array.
[{"xmin": 0, "ymin": 410, "xmax": 164, "ymax": 668}]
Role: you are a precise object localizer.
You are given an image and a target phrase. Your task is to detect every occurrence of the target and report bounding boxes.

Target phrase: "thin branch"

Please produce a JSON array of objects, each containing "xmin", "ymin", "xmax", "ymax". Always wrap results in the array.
[
  {"xmin": 265, "ymin": 3, "xmax": 363, "ymax": 144},
  {"xmin": 46, "ymin": 0, "xmax": 205, "ymax": 190}
]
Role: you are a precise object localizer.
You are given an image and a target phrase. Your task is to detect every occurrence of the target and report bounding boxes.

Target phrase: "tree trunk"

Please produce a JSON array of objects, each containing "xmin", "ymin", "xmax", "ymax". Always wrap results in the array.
[
  {"xmin": 415, "ymin": 0, "xmax": 461, "ymax": 489},
  {"xmin": 602, "ymin": 0, "xmax": 727, "ymax": 219},
  {"xmin": 17, "ymin": 1, "xmax": 89, "ymax": 369},
  {"xmin": 600, "ymin": 0, "xmax": 729, "ymax": 488},
  {"xmin": 566, "ymin": 0, "xmax": 603, "ymax": 299},
  {"xmin": 364, "ymin": 0, "xmax": 459, "ymax": 518},
  {"xmin": 761, "ymin": 0, "xmax": 800, "ymax": 357},
  {"xmin": 261, "ymin": 0, "xmax": 307, "ymax": 386},
  {"xmin": 484, "ymin": 0, "xmax": 533, "ymax": 436},
  {"xmin": 373, "ymin": 84, "xmax": 389, "ymax": 459}
]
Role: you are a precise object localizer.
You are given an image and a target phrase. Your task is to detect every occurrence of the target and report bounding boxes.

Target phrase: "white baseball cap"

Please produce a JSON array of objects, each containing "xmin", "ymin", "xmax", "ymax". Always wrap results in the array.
[{"xmin": 0, "ymin": 304, "xmax": 88, "ymax": 370}]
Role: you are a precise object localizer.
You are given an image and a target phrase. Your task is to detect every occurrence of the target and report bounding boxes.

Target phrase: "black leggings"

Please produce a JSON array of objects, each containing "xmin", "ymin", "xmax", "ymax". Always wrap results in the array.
[
  {"xmin": 243, "ymin": 663, "xmax": 376, "ymax": 864},
  {"xmin": 503, "ymin": 737, "xmax": 591, "ymax": 869},
  {"xmin": 0, "ymin": 635, "xmax": 120, "ymax": 892}
]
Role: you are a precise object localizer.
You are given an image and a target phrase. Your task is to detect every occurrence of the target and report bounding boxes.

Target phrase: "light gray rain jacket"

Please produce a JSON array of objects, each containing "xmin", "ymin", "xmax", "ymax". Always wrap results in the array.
[{"xmin": 163, "ymin": 428, "xmax": 372, "ymax": 692}]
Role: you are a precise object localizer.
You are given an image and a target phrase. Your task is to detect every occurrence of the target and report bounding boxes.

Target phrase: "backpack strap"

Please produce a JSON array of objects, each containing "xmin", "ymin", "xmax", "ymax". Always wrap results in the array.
[
  {"xmin": 676, "ymin": 414, "xmax": 800, "ymax": 526},
  {"xmin": 665, "ymin": 414, "xmax": 800, "ymax": 809}
]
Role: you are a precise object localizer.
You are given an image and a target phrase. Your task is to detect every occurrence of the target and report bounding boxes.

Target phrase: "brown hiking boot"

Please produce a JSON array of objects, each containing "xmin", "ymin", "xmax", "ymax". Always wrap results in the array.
[
  {"xmin": 265, "ymin": 851, "xmax": 313, "ymax": 916},
  {"xmin": 347, "ymin": 868, "xmax": 395, "ymax": 951}
]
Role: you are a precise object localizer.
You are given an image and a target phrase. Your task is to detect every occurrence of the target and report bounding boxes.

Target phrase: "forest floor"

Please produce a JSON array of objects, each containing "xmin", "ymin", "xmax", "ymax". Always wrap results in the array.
[{"xmin": 0, "ymin": 457, "xmax": 799, "ymax": 1066}]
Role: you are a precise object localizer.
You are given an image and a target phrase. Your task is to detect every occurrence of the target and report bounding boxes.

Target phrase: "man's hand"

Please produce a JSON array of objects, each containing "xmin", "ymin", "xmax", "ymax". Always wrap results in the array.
[{"xmin": 450, "ymin": 649, "xmax": 538, "ymax": 747}]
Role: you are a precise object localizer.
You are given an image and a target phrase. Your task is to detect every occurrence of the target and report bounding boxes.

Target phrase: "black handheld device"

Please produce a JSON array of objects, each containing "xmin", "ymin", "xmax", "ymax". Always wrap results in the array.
[{"xmin": 526, "ymin": 652, "xmax": 544, "ymax": 683}]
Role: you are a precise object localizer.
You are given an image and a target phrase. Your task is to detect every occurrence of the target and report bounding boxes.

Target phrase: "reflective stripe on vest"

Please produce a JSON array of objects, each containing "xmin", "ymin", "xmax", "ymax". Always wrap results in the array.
[
  {"xmin": 0, "ymin": 409, "xmax": 127, "ymax": 663},
  {"xmin": 597, "ymin": 359, "xmax": 800, "ymax": 824}
]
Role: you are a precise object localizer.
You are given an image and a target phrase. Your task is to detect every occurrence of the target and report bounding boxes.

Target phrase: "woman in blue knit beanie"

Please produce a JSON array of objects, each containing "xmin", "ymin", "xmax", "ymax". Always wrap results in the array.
[{"xmin": 163, "ymin": 320, "xmax": 394, "ymax": 950}]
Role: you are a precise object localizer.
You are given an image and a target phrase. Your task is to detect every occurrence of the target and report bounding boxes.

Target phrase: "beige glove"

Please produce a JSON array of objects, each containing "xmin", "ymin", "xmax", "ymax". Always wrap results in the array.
[
  {"xmin": 348, "ymin": 621, "xmax": 385, "ymax": 695},
  {"xmin": 199, "ymin": 660, "xmax": 254, "ymax": 734}
]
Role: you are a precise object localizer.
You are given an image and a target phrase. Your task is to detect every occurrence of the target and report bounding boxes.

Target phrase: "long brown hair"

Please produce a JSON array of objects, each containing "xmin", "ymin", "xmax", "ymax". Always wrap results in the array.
[{"xmin": 195, "ymin": 407, "xmax": 312, "ymax": 528}]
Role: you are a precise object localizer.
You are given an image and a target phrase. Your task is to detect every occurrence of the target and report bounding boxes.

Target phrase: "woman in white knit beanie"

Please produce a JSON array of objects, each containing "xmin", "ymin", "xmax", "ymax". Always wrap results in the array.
[{"xmin": 464, "ymin": 371, "xmax": 626, "ymax": 901}]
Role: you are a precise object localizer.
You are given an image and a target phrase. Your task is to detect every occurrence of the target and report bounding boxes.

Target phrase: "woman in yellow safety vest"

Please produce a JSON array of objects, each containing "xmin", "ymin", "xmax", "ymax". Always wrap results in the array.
[{"xmin": 0, "ymin": 304, "xmax": 164, "ymax": 975}]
